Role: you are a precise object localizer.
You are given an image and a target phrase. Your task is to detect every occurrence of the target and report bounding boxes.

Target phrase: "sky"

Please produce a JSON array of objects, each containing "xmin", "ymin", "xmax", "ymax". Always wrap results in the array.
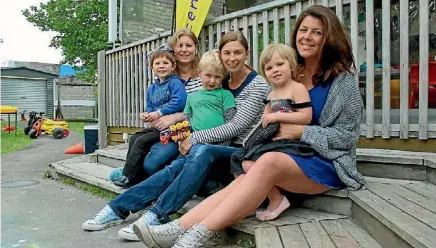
[{"xmin": 0, "ymin": 0, "xmax": 63, "ymax": 66}]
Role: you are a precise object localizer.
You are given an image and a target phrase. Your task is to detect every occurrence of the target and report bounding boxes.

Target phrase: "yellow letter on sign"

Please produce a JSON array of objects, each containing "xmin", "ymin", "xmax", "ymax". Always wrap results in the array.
[{"xmin": 176, "ymin": 0, "xmax": 213, "ymax": 37}]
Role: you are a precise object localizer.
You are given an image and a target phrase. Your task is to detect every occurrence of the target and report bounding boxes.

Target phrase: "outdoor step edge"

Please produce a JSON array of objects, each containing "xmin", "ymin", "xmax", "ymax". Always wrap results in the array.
[
  {"xmin": 95, "ymin": 149, "xmax": 127, "ymax": 161},
  {"xmin": 49, "ymin": 162, "xmax": 125, "ymax": 194},
  {"xmin": 350, "ymin": 189, "xmax": 436, "ymax": 248}
]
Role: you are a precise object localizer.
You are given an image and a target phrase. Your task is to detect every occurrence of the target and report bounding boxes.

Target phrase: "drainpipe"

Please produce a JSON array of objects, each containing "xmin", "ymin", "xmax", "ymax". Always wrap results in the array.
[{"xmin": 108, "ymin": 0, "xmax": 118, "ymax": 49}]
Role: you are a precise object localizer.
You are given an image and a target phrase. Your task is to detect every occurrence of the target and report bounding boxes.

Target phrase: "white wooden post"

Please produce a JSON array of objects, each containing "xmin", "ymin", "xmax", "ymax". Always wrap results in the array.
[{"xmin": 98, "ymin": 51, "xmax": 108, "ymax": 148}]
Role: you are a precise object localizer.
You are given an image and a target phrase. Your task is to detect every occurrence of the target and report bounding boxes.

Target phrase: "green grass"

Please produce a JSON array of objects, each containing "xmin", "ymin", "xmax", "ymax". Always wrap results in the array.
[
  {"xmin": 67, "ymin": 122, "xmax": 86, "ymax": 136},
  {"xmin": 62, "ymin": 177, "xmax": 118, "ymax": 200},
  {"xmin": 1, "ymin": 121, "xmax": 33, "ymax": 154}
]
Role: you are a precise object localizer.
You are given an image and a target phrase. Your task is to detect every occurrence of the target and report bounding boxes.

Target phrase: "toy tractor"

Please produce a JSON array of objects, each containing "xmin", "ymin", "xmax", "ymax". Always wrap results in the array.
[{"xmin": 24, "ymin": 111, "xmax": 69, "ymax": 139}]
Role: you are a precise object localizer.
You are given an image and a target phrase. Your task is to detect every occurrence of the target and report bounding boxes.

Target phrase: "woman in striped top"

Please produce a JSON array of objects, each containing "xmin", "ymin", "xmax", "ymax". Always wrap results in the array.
[{"xmin": 132, "ymin": 32, "xmax": 270, "ymax": 244}]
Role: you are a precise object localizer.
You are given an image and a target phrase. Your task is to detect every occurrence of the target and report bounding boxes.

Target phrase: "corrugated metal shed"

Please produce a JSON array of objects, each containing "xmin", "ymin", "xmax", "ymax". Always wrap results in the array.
[{"xmin": 1, "ymin": 67, "xmax": 57, "ymax": 118}]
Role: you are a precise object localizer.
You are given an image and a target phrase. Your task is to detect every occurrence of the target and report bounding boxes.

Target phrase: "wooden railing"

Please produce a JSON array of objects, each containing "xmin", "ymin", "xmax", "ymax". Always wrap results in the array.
[{"xmin": 98, "ymin": 0, "xmax": 434, "ymax": 148}]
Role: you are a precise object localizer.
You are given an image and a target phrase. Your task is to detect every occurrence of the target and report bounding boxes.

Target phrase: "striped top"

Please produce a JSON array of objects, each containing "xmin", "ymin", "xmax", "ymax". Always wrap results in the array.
[
  {"xmin": 185, "ymin": 77, "xmax": 202, "ymax": 94},
  {"xmin": 188, "ymin": 73, "xmax": 270, "ymax": 145}
]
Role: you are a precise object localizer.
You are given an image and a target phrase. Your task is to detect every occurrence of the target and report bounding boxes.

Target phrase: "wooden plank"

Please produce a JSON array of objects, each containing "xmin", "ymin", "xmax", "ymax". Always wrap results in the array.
[
  {"xmin": 394, "ymin": 184, "xmax": 436, "ymax": 214},
  {"xmin": 369, "ymin": 184, "xmax": 436, "ymax": 230},
  {"xmin": 129, "ymin": 48, "xmax": 134, "ymax": 127},
  {"xmin": 117, "ymin": 50, "xmax": 123, "ymax": 127},
  {"xmin": 419, "ymin": 0, "xmax": 429, "ymax": 139},
  {"xmin": 350, "ymin": 189, "xmax": 436, "ymax": 248},
  {"xmin": 336, "ymin": 0, "xmax": 343, "ymax": 22},
  {"xmin": 50, "ymin": 162, "xmax": 124, "ymax": 194},
  {"xmin": 263, "ymin": 10, "xmax": 269, "ymax": 48},
  {"xmin": 139, "ymin": 44, "xmax": 145, "ymax": 116},
  {"xmin": 288, "ymin": 208, "xmax": 347, "ymax": 222},
  {"xmin": 338, "ymin": 219, "xmax": 384, "ymax": 248},
  {"xmin": 122, "ymin": 49, "xmax": 127, "ymax": 126},
  {"xmin": 283, "ymin": 5, "xmax": 291, "ymax": 46},
  {"xmin": 134, "ymin": 46, "xmax": 140, "ymax": 127},
  {"xmin": 232, "ymin": 18, "xmax": 238, "ymax": 32},
  {"xmin": 252, "ymin": 13, "xmax": 259, "ymax": 72},
  {"xmin": 109, "ymin": 54, "xmax": 115, "ymax": 126},
  {"xmin": 97, "ymin": 51, "xmax": 108, "ymax": 148},
  {"xmin": 61, "ymin": 162, "xmax": 113, "ymax": 181},
  {"xmin": 216, "ymin": 22, "xmax": 222, "ymax": 43},
  {"xmin": 381, "ymin": 0, "xmax": 391, "ymax": 138},
  {"xmin": 242, "ymin": 16, "xmax": 248, "ymax": 38},
  {"xmin": 255, "ymin": 227, "xmax": 283, "ymax": 248},
  {"xmin": 295, "ymin": 2, "xmax": 302, "ymax": 19},
  {"xmin": 279, "ymin": 225, "xmax": 309, "ymax": 248},
  {"xmin": 200, "ymin": 29, "xmax": 206, "ymax": 54},
  {"xmin": 321, "ymin": 0, "xmax": 329, "ymax": 6},
  {"xmin": 319, "ymin": 219, "xmax": 360, "ymax": 248},
  {"xmin": 224, "ymin": 20, "xmax": 230, "ymax": 33},
  {"xmin": 300, "ymin": 221, "xmax": 336, "ymax": 248},
  {"xmin": 399, "ymin": 0, "xmax": 410, "ymax": 139},
  {"xmin": 273, "ymin": 8, "xmax": 279, "ymax": 44},
  {"xmin": 208, "ymin": 25, "xmax": 214, "ymax": 51},
  {"xmin": 350, "ymin": 0, "xmax": 359, "ymax": 86},
  {"xmin": 365, "ymin": 0, "xmax": 375, "ymax": 138},
  {"xmin": 403, "ymin": 183, "xmax": 436, "ymax": 201},
  {"xmin": 107, "ymin": 126, "xmax": 141, "ymax": 134}
]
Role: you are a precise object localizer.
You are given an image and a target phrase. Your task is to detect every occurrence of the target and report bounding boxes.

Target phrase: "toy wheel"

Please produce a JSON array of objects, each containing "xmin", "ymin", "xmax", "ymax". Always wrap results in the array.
[
  {"xmin": 24, "ymin": 126, "xmax": 31, "ymax": 135},
  {"xmin": 63, "ymin": 129, "xmax": 70, "ymax": 137},
  {"xmin": 29, "ymin": 129, "xmax": 38, "ymax": 139},
  {"xmin": 53, "ymin": 128, "xmax": 64, "ymax": 139}
]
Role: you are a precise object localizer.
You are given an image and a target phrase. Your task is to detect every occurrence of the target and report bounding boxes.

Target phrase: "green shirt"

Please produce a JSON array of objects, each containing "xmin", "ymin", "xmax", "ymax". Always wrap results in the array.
[{"xmin": 184, "ymin": 88, "xmax": 236, "ymax": 132}]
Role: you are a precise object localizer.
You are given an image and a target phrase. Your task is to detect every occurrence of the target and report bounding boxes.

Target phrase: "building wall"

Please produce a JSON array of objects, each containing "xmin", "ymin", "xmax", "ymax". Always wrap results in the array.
[
  {"xmin": 8, "ymin": 61, "xmax": 60, "ymax": 76},
  {"xmin": 55, "ymin": 77, "xmax": 97, "ymax": 120}
]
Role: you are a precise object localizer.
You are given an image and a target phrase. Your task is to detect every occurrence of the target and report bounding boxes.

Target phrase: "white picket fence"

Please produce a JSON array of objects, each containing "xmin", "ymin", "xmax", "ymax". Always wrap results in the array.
[{"xmin": 97, "ymin": 0, "xmax": 434, "ymax": 148}]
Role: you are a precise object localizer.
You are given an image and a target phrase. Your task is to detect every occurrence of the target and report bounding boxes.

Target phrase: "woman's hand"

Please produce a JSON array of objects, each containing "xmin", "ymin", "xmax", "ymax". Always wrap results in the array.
[
  {"xmin": 154, "ymin": 115, "xmax": 176, "ymax": 131},
  {"xmin": 272, "ymin": 123, "xmax": 305, "ymax": 141},
  {"xmin": 179, "ymin": 139, "xmax": 192, "ymax": 155}
]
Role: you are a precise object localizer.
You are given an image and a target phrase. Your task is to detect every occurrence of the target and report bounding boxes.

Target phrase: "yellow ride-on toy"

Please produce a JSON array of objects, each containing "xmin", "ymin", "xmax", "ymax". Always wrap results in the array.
[{"xmin": 24, "ymin": 111, "xmax": 69, "ymax": 139}]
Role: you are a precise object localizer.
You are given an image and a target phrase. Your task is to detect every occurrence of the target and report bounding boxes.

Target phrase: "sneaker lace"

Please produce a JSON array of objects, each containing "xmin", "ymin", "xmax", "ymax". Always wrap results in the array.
[
  {"xmin": 154, "ymin": 223, "xmax": 182, "ymax": 237},
  {"xmin": 90, "ymin": 208, "xmax": 110, "ymax": 221},
  {"xmin": 173, "ymin": 227, "xmax": 209, "ymax": 248}
]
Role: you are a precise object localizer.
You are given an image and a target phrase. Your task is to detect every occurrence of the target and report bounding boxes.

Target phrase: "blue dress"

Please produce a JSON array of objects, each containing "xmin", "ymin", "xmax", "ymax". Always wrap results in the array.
[{"xmin": 288, "ymin": 81, "xmax": 346, "ymax": 189}]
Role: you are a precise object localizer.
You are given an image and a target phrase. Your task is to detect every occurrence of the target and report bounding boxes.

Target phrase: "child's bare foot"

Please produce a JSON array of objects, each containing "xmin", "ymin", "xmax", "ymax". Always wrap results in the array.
[{"xmin": 255, "ymin": 196, "xmax": 290, "ymax": 221}]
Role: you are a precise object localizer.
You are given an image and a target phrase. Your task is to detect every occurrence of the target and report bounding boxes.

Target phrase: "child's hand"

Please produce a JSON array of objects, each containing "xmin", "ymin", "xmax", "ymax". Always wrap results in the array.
[
  {"xmin": 262, "ymin": 113, "xmax": 277, "ymax": 128},
  {"xmin": 140, "ymin": 112, "xmax": 149, "ymax": 122},
  {"xmin": 147, "ymin": 111, "xmax": 161, "ymax": 122}
]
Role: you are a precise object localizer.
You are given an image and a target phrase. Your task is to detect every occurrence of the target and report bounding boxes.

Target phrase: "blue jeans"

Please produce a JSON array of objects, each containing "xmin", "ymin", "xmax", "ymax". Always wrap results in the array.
[
  {"xmin": 108, "ymin": 144, "xmax": 239, "ymax": 222},
  {"xmin": 149, "ymin": 144, "xmax": 239, "ymax": 223},
  {"xmin": 143, "ymin": 141, "xmax": 179, "ymax": 175},
  {"xmin": 108, "ymin": 141, "xmax": 179, "ymax": 183}
]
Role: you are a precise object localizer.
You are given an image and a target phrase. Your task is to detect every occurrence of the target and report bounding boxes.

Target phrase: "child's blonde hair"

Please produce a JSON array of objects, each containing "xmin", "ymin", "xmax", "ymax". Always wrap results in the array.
[
  {"xmin": 150, "ymin": 50, "xmax": 176, "ymax": 68},
  {"xmin": 259, "ymin": 44, "xmax": 298, "ymax": 81},
  {"xmin": 199, "ymin": 50, "xmax": 227, "ymax": 76}
]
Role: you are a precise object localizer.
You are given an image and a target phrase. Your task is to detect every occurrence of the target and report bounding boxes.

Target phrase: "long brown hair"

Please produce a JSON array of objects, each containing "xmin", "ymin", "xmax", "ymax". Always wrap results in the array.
[
  {"xmin": 168, "ymin": 28, "xmax": 201, "ymax": 78},
  {"xmin": 291, "ymin": 5, "xmax": 356, "ymax": 84}
]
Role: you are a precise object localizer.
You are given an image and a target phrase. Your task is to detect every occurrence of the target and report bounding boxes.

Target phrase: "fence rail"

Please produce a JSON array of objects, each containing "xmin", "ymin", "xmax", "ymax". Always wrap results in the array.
[{"xmin": 98, "ymin": 0, "xmax": 434, "ymax": 147}]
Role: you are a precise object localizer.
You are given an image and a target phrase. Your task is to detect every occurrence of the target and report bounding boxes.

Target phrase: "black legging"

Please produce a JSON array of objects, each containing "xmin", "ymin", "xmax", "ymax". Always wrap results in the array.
[{"xmin": 122, "ymin": 128, "xmax": 160, "ymax": 184}]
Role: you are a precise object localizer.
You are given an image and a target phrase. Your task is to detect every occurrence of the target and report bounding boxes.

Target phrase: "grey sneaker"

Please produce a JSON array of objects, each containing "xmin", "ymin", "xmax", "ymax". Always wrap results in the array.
[
  {"xmin": 118, "ymin": 224, "xmax": 140, "ymax": 241},
  {"xmin": 82, "ymin": 205, "xmax": 124, "ymax": 231},
  {"xmin": 133, "ymin": 219, "xmax": 185, "ymax": 248},
  {"xmin": 171, "ymin": 224, "xmax": 215, "ymax": 248}
]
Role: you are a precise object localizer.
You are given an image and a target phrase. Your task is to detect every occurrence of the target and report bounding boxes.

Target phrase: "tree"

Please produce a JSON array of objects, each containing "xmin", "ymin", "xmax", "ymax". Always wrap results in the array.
[{"xmin": 22, "ymin": 0, "xmax": 108, "ymax": 82}]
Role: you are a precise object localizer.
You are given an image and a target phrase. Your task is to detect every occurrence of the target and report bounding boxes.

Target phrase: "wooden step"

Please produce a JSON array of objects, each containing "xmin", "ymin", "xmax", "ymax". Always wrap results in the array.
[{"xmin": 350, "ymin": 179, "xmax": 436, "ymax": 248}]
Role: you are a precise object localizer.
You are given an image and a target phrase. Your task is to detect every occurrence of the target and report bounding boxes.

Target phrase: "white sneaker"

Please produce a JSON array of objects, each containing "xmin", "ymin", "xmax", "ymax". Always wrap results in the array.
[
  {"xmin": 172, "ymin": 224, "xmax": 215, "ymax": 248},
  {"xmin": 133, "ymin": 219, "xmax": 186, "ymax": 248},
  {"xmin": 82, "ymin": 205, "xmax": 124, "ymax": 231},
  {"xmin": 118, "ymin": 224, "xmax": 140, "ymax": 241}
]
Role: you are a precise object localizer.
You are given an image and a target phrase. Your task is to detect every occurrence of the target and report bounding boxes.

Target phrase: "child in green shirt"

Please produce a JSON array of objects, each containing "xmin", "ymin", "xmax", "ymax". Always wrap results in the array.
[{"xmin": 183, "ymin": 50, "xmax": 236, "ymax": 135}]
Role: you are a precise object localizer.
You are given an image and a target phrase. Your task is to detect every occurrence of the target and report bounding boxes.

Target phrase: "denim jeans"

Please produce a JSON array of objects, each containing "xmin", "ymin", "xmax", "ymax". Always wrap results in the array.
[
  {"xmin": 108, "ymin": 144, "xmax": 239, "ymax": 222},
  {"xmin": 143, "ymin": 141, "xmax": 179, "ymax": 175},
  {"xmin": 108, "ymin": 144, "xmax": 201, "ymax": 219},
  {"xmin": 149, "ymin": 144, "xmax": 239, "ymax": 223}
]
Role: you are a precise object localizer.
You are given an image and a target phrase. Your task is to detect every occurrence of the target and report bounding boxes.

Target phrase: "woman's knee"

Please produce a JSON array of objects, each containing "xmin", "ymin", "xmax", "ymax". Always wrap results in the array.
[
  {"xmin": 242, "ymin": 160, "xmax": 255, "ymax": 173},
  {"xmin": 252, "ymin": 152, "xmax": 297, "ymax": 177}
]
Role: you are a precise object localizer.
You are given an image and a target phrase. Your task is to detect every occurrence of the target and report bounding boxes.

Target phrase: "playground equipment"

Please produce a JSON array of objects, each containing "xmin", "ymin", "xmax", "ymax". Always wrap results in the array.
[
  {"xmin": 0, "ymin": 105, "xmax": 18, "ymax": 135},
  {"xmin": 24, "ymin": 111, "xmax": 69, "ymax": 139}
]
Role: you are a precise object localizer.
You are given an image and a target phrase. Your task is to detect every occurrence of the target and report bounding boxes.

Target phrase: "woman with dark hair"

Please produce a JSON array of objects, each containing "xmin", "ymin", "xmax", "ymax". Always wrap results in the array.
[
  {"xmin": 134, "ymin": 5, "xmax": 366, "ymax": 248},
  {"xmin": 83, "ymin": 31, "xmax": 269, "ymax": 242}
]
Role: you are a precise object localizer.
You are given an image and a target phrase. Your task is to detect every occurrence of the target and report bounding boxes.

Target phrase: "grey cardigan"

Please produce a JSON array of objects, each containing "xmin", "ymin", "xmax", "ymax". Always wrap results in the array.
[{"xmin": 301, "ymin": 72, "xmax": 366, "ymax": 190}]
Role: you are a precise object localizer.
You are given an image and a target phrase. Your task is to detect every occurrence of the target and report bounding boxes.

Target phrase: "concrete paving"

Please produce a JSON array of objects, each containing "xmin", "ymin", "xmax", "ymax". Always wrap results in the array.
[{"xmin": 1, "ymin": 132, "xmax": 144, "ymax": 248}]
